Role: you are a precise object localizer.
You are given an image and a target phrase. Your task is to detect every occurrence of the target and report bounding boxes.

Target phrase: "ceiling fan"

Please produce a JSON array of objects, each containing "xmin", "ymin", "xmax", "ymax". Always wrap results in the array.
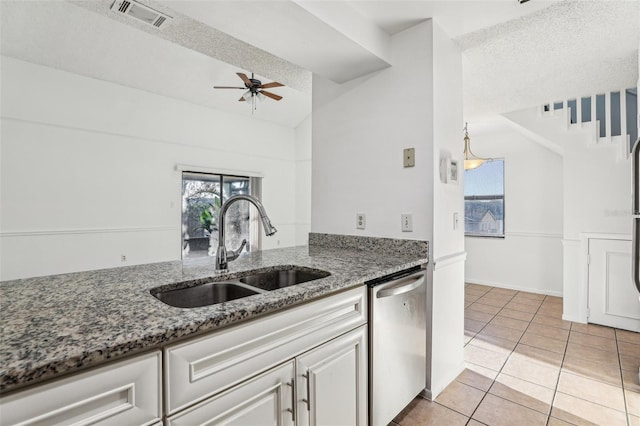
[{"xmin": 214, "ymin": 72, "xmax": 284, "ymax": 104}]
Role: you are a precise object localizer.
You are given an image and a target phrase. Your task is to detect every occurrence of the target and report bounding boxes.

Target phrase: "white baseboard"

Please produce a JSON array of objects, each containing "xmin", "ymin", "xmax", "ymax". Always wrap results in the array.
[
  {"xmin": 425, "ymin": 362, "xmax": 464, "ymax": 401},
  {"xmin": 465, "ymin": 278, "xmax": 563, "ymax": 297}
]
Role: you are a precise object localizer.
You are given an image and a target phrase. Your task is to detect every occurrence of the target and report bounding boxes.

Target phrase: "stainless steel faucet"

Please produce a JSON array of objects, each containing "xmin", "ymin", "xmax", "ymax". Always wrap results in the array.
[{"xmin": 215, "ymin": 194, "xmax": 277, "ymax": 272}]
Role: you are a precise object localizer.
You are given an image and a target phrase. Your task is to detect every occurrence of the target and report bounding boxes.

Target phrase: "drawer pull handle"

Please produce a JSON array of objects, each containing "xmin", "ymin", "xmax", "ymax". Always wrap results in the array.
[
  {"xmin": 302, "ymin": 371, "xmax": 311, "ymax": 411},
  {"xmin": 286, "ymin": 380, "xmax": 295, "ymax": 422}
]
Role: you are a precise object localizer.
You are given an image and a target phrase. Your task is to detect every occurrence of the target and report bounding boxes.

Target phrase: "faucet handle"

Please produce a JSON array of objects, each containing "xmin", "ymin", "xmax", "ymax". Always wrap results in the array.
[{"xmin": 227, "ymin": 239, "xmax": 247, "ymax": 261}]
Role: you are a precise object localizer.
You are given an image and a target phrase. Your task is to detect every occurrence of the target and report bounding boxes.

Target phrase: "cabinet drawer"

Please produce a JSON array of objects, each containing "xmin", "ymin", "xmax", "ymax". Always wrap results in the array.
[
  {"xmin": 165, "ymin": 286, "xmax": 366, "ymax": 415},
  {"xmin": 0, "ymin": 351, "xmax": 162, "ymax": 426}
]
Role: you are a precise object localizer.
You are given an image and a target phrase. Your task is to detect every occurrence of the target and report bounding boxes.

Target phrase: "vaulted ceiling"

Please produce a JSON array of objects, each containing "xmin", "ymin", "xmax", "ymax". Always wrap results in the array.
[{"xmin": 1, "ymin": 1, "xmax": 638, "ymax": 126}]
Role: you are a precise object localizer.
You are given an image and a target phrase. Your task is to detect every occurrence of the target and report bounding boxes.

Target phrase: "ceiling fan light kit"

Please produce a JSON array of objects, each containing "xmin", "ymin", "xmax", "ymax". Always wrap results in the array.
[{"xmin": 214, "ymin": 72, "xmax": 284, "ymax": 112}]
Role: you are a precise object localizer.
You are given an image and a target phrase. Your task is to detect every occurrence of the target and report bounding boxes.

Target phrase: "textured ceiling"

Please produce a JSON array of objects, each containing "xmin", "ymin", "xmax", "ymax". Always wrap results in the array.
[
  {"xmin": 1, "ymin": 0, "xmax": 638, "ymax": 127},
  {"xmin": 457, "ymin": 0, "xmax": 639, "ymax": 120}
]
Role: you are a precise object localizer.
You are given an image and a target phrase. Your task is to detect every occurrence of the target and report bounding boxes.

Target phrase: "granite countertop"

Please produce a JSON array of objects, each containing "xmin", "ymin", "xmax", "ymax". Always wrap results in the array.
[{"xmin": 0, "ymin": 234, "xmax": 428, "ymax": 393}]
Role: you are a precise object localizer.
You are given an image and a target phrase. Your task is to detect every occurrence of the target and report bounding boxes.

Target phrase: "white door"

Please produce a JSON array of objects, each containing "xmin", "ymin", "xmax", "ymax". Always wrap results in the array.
[
  {"xmin": 167, "ymin": 361, "xmax": 295, "ymax": 426},
  {"xmin": 588, "ymin": 238, "xmax": 640, "ymax": 332},
  {"xmin": 295, "ymin": 326, "xmax": 367, "ymax": 426}
]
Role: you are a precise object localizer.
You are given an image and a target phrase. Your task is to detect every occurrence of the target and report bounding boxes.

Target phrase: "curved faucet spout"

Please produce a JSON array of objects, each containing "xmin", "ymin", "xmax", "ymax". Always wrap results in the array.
[{"xmin": 215, "ymin": 194, "xmax": 277, "ymax": 272}]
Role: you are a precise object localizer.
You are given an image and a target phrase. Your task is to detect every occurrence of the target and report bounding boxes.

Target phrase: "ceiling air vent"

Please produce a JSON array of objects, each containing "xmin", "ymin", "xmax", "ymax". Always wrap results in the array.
[{"xmin": 110, "ymin": 0, "xmax": 172, "ymax": 29}]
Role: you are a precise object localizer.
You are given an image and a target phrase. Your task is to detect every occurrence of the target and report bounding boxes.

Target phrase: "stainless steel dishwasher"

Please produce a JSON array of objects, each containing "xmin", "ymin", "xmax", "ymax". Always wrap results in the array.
[{"xmin": 367, "ymin": 265, "xmax": 427, "ymax": 426}]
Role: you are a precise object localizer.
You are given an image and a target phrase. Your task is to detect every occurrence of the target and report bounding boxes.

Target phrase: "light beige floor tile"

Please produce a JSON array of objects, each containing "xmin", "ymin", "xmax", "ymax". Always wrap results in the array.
[
  {"xmin": 562, "ymin": 355, "xmax": 622, "ymax": 387},
  {"xmin": 623, "ymin": 368, "xmax": 640, "ymax": 392},
  {"xmin": 544, "ymin": 295, "xmax": 563, "ymax": 304},
  {"xmin": 481, "ymin": 323, "xmax": 525, "ymax": 342},
  {"xmin": 513, "ymin": 343, "xmax": 564, "ymax": 368},
  {"xmin": 464, "ymin": 333, "xmax": 474, "ymax": 345},
  {"xmin": 547, "ymin": 417, "xmax": 576, "ymax": 426},
  {"xmin": 531, "ymin": 314, "xmax": 572, "ymax": 330},
  {"xmin": 516, "ymin": 291, "xmax": 546, "ymax": 301},
  {"xmin": 569, "ymin": 331, "xmax": 618, "ymax": 352},
  {"xmin": 498, "ymin": 308, "xmax": 535, "ymax": 322},
  {"xmin": 477, "ymin": 295, "xmax": 511, "ymax": 308},
  {"xmin": 565, "ymin": 342, "xmax": 620, "ymax": 366},
  {"xmin": 618, "ymin": 340, "xmax": 640, "ymax": 357},
  {"xmin": 536, "ymin": 305, "xmax": 563, "ymax": 319},
  {"xmin": 490, "ymin": 315, "xmax": 530, "ymax": 332},
  {"xmin": 472, "ymin": 394, "xmax": 547, "ymax": 426},
  {"xmin": 489, "ymin": 372, "xmax": 554, "ymax": 414},
  {"xmin": 520, "ymin": 331, "xmax": 567, "ymax": 354},
  {"xmin": 458, "ymin": 364, "xmax": 499, "ymax": 392},
  {"xmin": 466, "ymin": 288, "xmax": 489, "ymax": 297},
  {"xmin": 616, "ymin": 329, "xmax": 640, "ymax": 345},
  {"xmin": 526, "ymin": 322, "xmax": 570, "ymax": 341},
  {"xmin": 465, "ymin": 318, "xmax": 487, "ymax": 333},
  {"xmin": 469, "ymin": 333, "xmax": 518, "ymax": 355},
  {"xmin": 510, "ymin": 297, "xmax": 543, "ymax": 308},
  {"xmin": 489, "ymin": 287, "xmax": 518, "ymax": 296},
  {"xmin": 627, "ymin": 389, "xmax": 640, "ymax": 417},
  {"xmin": 466, "ymin": 420, "xmax": 487, "ymax": 426},
  {"xmin": 464, "ymin": 344, "xmax": 509, "ymax": 371},
  {"xmin": 619, "ymin": 352, "xmax": 640, "ymax": 372},
  {"xmin": 466, "ymin": 284, "xmax": 491, "ymax": 293},
  {"xmin": 465, "ymin": 301, "xmax": 474, "ymax": 308},
  {"xmin": 465, "ymin": 309, "xmax": 495, "ymax": 323},
  {"xmin": 467, "ymin": 302, "xmax": 502, "ymax": 315},
  {"xmin": 630, "ymin": 414, "xmax": 640, "ymax": 426},
  {"xmin": 392, "ymin": 397, "xmax": 468, "ymax": 426},
  {"xmin": 465, "ymin": 295, "xmax": 480, "ymax": 304},
  {"xmin": 551, "ymin": 392, "xmax": 628, "ymax": 426},
  {"xmin": 570, "ymin": 323, "xmax": 616, "ymax": 339},
  {"xmin": 504, "ymin": 301, "xmax": 539, "ymax": 313},
  {"xmin": 501, "ymin": 355, "xmax": 560, "ymax": 389},
  {"xmin": 434, "ymin": 381, "xmax": 485, "ymax": 417},
  {"xmin": 557, "ymin": 371, "xmax": 626, "ymax": 412}
]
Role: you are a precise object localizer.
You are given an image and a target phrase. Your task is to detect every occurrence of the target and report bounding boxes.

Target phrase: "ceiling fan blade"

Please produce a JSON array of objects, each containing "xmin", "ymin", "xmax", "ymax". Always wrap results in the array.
[
  {"xmin": 237, "ymin": 72, "xmax": 253, "ymax": 87},
  {"xmin": 258, "ymin": 82, "xmax": 284, "ymax": 89},
  {"xmin": 260, "ymin": 90, "xmax": 283, "ymax": 101},
  {"xmin": 214, "ymin": 86, "xmax": 245, "ymax": 89}
]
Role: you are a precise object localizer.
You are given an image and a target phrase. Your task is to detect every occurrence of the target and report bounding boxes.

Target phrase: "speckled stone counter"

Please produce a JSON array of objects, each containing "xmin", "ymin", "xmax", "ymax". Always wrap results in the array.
[{"xmin": 0, "ymin": 235, "xmax": 428, "ymax": 393}]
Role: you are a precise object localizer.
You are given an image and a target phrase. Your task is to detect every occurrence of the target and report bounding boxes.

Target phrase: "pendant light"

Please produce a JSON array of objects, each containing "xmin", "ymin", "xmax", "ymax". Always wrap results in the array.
[{"xmin": 463, "ymin": 122, "xmax": 491, "ymax": 170}]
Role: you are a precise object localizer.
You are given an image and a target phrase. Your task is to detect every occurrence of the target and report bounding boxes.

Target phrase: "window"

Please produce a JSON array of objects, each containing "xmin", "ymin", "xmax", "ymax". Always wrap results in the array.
[
  {"xmin": 464, "ymin": 159, "xmax": 505, "ymax": 237},
  {"xmin": 181, "ymin": 172, "xmax": 260, "ymax": 259}
]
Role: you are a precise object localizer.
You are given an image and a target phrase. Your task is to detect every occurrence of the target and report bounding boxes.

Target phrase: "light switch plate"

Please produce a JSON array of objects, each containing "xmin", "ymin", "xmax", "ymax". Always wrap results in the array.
[
  {"xmin": 401, "ymin": 213, "xmax": 413, "ymax": 232},
  {"xmin": 403, "ymin": 148, "xmax": 415, "ymax": 167},
  {"xmin": 356, "ymin": 213, "xmax": 366, "ymax": 229}
]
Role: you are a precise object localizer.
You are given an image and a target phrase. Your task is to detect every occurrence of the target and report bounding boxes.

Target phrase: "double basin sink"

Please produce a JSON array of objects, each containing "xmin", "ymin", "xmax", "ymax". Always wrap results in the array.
[{"xmin": 151, "ymin": 266, "xmax": 330, "ymax": 308}]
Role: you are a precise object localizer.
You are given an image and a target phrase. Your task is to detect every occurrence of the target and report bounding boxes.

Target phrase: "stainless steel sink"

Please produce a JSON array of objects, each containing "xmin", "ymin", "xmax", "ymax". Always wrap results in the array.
[
  {"xmin": 239, "ymin": 267, "xmax": 330, "ymax": 291},
  {"xmin": 153, "ymin": 282, "xmax": 264, "ymax": 308},
  {"xmin": 151, "ymin": 266, "xmax": 330, "ymax": 308}
]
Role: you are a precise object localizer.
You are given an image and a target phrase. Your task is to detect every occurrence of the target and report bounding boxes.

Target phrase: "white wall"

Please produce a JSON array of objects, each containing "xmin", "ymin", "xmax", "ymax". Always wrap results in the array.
[
  {"xmin": 0, "ymin": 57, "xmax": 300, "ymax": 280},
  {"xmin": 562, "ymin": 127, "xmax": 632, "ymax": 321},
  {"xmin": 311, "ymin": 20, "xmax": 465, "ymax": 399},
  {"xmin": 427, "ymin": 21, "xmax": 465, "ymax": 399},
  {"xmin": 311, "ymin": 22, "xmax": 433, "ymax": 240},
  {"xmin": 294, "ymin": 115, "xmax": 312, "ymax": 246},
  {"xmin": 464, "ymin": 123, "xmax": 564, "ymax": 296}
]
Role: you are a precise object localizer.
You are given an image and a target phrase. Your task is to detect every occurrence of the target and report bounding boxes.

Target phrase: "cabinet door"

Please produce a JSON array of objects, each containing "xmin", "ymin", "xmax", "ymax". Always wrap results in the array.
[
  {"xmin": 296, "ymin": 326, "xmax": 367, "ymax": 426},
  {"xmin": 588, "ymin": 238, "xmax": 640, "ymax": 331},
  {"xmin": 167, "ymin": 361, "xmax": 296, "ymax": 426}
]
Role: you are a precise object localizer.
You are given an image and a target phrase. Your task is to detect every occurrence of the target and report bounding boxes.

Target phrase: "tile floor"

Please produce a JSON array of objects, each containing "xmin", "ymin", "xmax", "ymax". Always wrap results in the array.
[{"xmin": 391, "ymin": 283, "xmax": 640, "ymax": 426}]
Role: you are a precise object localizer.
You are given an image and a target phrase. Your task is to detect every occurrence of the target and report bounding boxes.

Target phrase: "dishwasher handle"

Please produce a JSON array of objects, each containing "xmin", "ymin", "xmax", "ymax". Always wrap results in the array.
[{"xmin": 376, "ymin": 273, "xmax": 425, "ymax": 299}]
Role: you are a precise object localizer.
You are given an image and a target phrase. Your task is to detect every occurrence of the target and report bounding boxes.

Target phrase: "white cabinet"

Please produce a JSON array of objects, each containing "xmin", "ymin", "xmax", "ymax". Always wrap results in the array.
[
  {"xmin": 167, "ymin": 361, "xmax": 296, "ymax": 426},
  {"xmin": 165, "ymin": 287, "xmax": 368, "ymax": 425},
  {"xmin": 0, "ymin": 351, "xmax": 162, "ymax": 426},
  {"xmin": 296, "ymin": 326, "xmax": 367, "ymax": 426},
  {"xmin": 164, "ymin": 286, "xmax": 367, "ymax": 415}
]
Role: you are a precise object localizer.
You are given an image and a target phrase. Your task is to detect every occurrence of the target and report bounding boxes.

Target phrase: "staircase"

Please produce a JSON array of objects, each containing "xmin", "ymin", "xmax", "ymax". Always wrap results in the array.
[{"xmin": 540, "ymin": 88, "xmax": 638, "ymax": 161}]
